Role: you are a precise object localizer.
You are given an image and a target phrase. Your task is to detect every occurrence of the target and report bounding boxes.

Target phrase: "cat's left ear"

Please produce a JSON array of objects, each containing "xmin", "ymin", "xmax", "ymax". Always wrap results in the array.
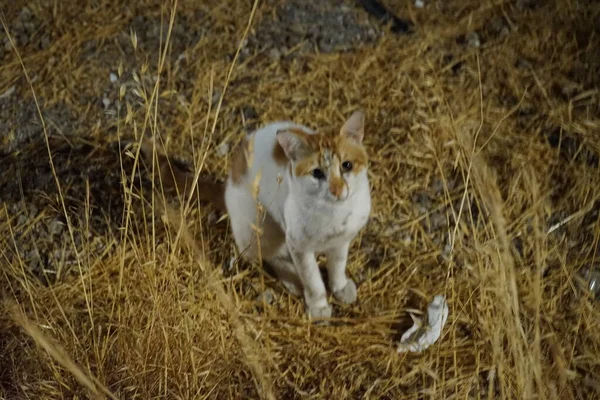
[
  {"xmin": 340, "ymin": 110, "xmax": 365, "ymax": 143},
  {"xmin": 276, "ymin": 129, "xmax": 311, "ymax": 162}
]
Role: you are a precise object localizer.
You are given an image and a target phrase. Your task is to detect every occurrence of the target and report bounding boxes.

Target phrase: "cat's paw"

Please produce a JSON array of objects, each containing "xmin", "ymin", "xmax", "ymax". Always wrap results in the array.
[
  {"xmin": 307, "ymin": 303, "xmax": 332, "ymax": 322},
  {"xmin": 333, "ymin": 279, "xmax": 357, "ymax": 304}
]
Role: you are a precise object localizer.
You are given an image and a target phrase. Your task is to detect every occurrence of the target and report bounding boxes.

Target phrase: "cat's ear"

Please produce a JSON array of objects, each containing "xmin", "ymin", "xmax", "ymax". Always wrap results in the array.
[
  {"xmin": 276, "ymin": 129, "xmax": 310, "ymax": 162},
  {"xmin": 340, "ymin": 110, "xmax": 365, "ymax": 143}
]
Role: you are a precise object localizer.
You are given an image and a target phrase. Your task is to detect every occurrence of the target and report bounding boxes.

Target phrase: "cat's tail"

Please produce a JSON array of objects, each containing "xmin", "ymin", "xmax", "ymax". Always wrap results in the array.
[{"xmin": 138, "ymin": 138, "xmax": 226, "ymax": 211}]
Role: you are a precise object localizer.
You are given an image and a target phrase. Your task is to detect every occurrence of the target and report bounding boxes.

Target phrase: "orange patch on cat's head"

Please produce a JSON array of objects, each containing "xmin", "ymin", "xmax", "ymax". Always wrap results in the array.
[
  {"xmin": 276, "ymin": 110, "xmax": 368, "ymax": 177},
  {"xmin": 293, "ymin": 134, "xmax": 368, "ymax": 177}
]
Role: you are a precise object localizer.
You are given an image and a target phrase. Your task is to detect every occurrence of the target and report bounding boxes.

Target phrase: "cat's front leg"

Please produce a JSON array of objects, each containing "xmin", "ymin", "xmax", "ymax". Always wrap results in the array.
[
  {"xmin": 288, "ymin": 248, "xmax": 332, "ymax": 320},
  {"xmin": 325, "ymin": 242, "xmax": 357, "ymax": 304}
]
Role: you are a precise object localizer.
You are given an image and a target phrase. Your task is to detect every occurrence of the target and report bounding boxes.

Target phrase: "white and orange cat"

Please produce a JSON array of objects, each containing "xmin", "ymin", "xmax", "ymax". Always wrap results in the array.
[{"xmin": 143, "ymin": 111, "xmax": 371, "ymax": 319}]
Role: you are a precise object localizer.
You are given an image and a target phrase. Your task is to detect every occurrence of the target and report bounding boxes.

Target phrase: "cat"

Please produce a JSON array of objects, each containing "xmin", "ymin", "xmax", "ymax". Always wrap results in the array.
[{"xmin": 142, "ymin": 111, "xmax": 371, "ymax": 320}]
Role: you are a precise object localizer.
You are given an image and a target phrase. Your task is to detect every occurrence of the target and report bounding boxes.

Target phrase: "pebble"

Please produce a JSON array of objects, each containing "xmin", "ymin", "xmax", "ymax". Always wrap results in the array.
[
  {"xmin": 216, "ymin": 142, "xmax": 229, "ymax": 157},
  {"xmin": 383, "ymin": 224, "xmax": 401, "ymax": 237},
  {"xmin": 415, "ymin": 0, "xmax": 425, "ymax": 8},
  {"xmin": 17, "ymin": 214, "xmax": 28, "ymax": 226},
  {"xmin": 49, "ymin": 219, "xmax": 63, "ymax": 236},
  {"xmin": 489, "ymin": 16, "xmax": 509, "ymax": 37},
  {"xmin": 40, "ymin": 35, "xmax": 51, "ymax": 49},
  {"xmin": 429, "ymin": 212, "xmax": 447, "ymax": 232},
  {"xmin": 255, "ymin": 289, "xmax": 275, "ymax": 305},
  {"xmin": 28, "ymin": 255, "xmax": 39, "ymax": 268},
  {"xmin": 102, "ymin": 96, "xmax": 111, "ymax": 108},
  {"xmin": 268, "ymin": 48, "xmax": 281, "ymax": 61},
  {"xmin": 0, "ymin": 85, "xmax": 16, "ymax": 99},
  {"xmin": 19, "ymin": 7, "xmax": 32, "ymax": 20},
  {"xmin": 109, "ymin": 72, "xmax": 118, "ymax": 83},
  {"xmin": 466, "ymin": 32, "xmax": 481, "ymax": 48}
]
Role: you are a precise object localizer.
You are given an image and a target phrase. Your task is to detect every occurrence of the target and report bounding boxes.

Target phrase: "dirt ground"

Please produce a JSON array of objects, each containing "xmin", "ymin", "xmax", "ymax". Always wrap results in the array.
[{"xmin": 1, "ymin": 0, "xmax": 600, "ymax": 398}]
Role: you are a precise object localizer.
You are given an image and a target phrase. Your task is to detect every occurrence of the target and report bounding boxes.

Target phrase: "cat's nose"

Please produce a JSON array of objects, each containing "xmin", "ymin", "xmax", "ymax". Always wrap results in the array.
[{"xmin": 329, "ymin": 177, "xmax": 344, "ymax": 199}]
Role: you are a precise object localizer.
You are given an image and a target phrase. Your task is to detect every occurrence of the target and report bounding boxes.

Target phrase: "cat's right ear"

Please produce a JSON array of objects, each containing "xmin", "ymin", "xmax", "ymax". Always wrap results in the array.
[
  {"xmin": 276, "ymin": 129, "xmax": 310, "ymax": 162},
  {"xmin": 340, "ymin": 110, "xmax": 365, "ymax": 143}
]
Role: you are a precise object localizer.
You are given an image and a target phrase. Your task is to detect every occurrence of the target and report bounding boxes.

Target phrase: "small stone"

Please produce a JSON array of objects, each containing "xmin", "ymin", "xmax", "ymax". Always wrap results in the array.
[
  {"xmin": 429, "ymin": 212, "xmax": 447, "ymax": 232},
  {"xmin": 255, "ymin": 289, "xmax": 275, "ymax": 305},
  {"xmin": 216, "ymin": 142, "xmax": 229, "ymax": 157},
  {"xmin": 102, "ymin": 96, "xmax": 111, "ymax": 108},
  {"xmin": 0, "ymin": 85, "xmax": 16, "ymax": 99},
  {"xmin": 466, "ymin": 32, "xmax": 481, "ymax": 48},
  {"xmin": 268, "ymin": 48, "xmax": 281, "ymax": 61},
  {"xmin": 40, "ymin": 35, "xmax": 51, "ymax": 49},
  {"xmin": 28, "ymin": 258, "xmax": 40, "ymax": 273},
  {"xmin": 318, "ymin": 39, "xmax": 334, "ymax": 53},
  {"xmin": 49, "ymin": 219, "xmax": 63, "ymax": 236},
  {"xmin": 19, "ymin": 7, "xmax": 32, "ymax": 21},
  {"xmin": 17, "ymin": 214, "xmax": 27, "ymax": 226},
  {"xmin": 109, "ymin": 72, "xmax": 118, "ymax": 83},
  {"xmin": 415, "ymin": 0, "xmax": 425, "ymax": 8},
  {"xmin": 383, "ymin": 224, "xmax": 401, "ymax": 237}
]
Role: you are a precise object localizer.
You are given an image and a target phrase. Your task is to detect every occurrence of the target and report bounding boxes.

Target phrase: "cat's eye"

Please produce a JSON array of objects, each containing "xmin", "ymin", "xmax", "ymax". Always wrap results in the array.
[
  {"xmin": 342, "ymin": 161, "xmax": 353, "ymax": 171},
  {"xmin": 311, "ymin": 168, "xmax": 325, "ymax": 180}
]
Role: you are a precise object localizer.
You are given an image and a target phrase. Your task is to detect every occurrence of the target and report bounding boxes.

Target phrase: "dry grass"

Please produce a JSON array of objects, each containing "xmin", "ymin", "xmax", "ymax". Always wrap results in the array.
[{"xmin": 1, "ymin": 0, "xmax": 600, "ymax": 398}]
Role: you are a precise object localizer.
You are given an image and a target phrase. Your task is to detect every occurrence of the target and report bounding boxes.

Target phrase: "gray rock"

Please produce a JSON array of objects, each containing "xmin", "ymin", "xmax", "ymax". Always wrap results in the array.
[
  {"xmin": 466, "ymin": 32, "xmax": 481, "ymax": 48},
  {"xmin": 255, "ymin": 289, "xmax": 275, "ymax": 305},
  {"xmin": 49, "ymin": 219, "xmax": 64, "ymax": 236}
]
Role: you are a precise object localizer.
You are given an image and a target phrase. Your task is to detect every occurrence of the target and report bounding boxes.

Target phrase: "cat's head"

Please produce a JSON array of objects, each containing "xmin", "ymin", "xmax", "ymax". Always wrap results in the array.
[{"xmin": 276, "ymin": 110, "xmax": 368, "ymax": 202}]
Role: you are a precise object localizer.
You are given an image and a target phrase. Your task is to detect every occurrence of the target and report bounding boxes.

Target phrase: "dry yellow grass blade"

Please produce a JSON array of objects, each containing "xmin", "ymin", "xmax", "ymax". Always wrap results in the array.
[{"xmin": 9, "ymin": 304, "xmax": 118, "ymax": 400}]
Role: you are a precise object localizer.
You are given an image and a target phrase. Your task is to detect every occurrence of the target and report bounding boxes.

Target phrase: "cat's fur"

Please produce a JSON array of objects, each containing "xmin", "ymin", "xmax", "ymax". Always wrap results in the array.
[{"xmin": 143, "ymin": 111, "xmax": 371, "ymax": 319}]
